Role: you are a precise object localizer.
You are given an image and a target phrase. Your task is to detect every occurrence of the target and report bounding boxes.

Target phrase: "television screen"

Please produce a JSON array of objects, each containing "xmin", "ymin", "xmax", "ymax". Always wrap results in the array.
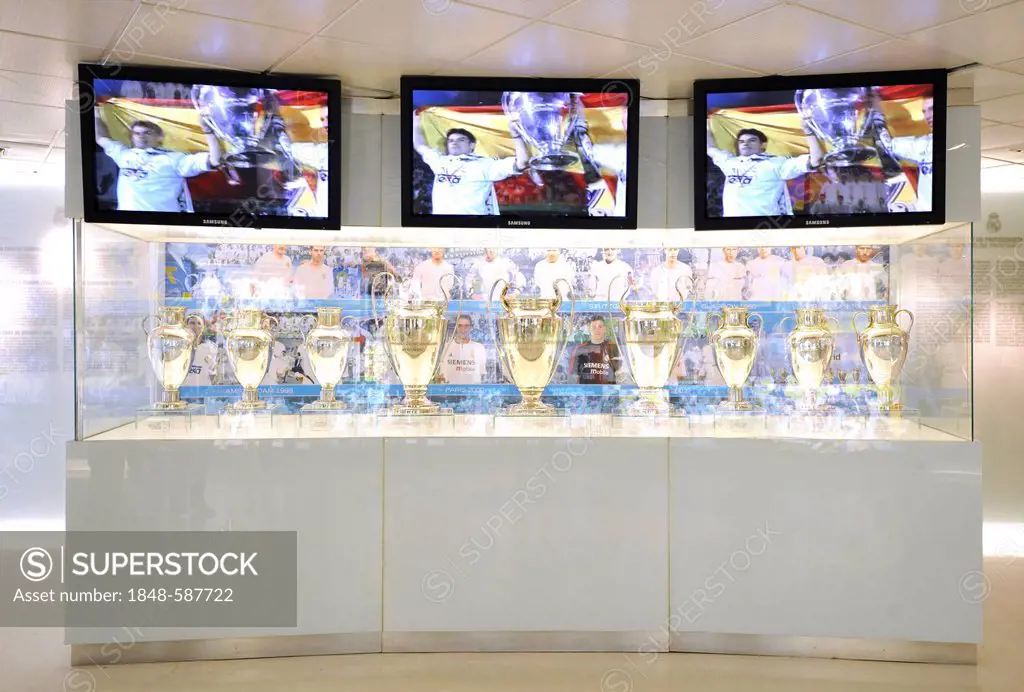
[
  {"xmin": 694, "ymin": 69, "xmax": 946, "ymax": 230},
  {"xmin": 78, "ymin": 64, "xmax": 341, "ymax": 230},
  {"xmin": 401, "ymin": 76, "xmax": 640, "ymax": 229}
]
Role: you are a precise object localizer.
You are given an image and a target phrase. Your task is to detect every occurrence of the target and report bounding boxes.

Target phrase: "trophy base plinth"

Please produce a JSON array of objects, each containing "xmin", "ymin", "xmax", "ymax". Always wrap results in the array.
[
  {"xmin": 151, "ymin": 400, "xmax": 190, "ymax": 411},
  {"xmin": 822, "ymin": 147, "xmax": 876, "ymax": 167},
  {"xmin": 614, "ymin": 409, "xmax": 689, "ymax": 435},
  {"xmin": 224, "ymin": 400, "xmax": 271, "ymax": 412},
  {"xmin": 378, "ymin": 408, "xmax": 454, "ymax": 434},
  {"xmin": 301, "ymin": 400, "xmax": 347, "ymax": 411},
  {"xmin": 784, "ymin": 408, "xmax": 856, "ymax": 437},
  {"xmin": 716, "ymin": 400, "xmax": 760, "ymax": 413},
  {"xmin": 713, "ymin": 405, "xmax": 767, "ymax": 434},
  {"xmin": 218, "ymin": 404, "xmax": 280, "ymax": 434},
  {"xmin": 135, "ymin": 404, "xmax": 200, "ymax": 435},
  {"xmin": 299, "ymin": 408, "xmax": 361, "ymax": 433},
  {"xmin": 530, "ymin": 153, "xmax": 579, "ymax": 171},
  {"xmin": 493, "ymin": 409, "xmax": 570, "ymax": 436},
  {"xmin": 498, "ymin": 402, "xmax": 565, "ymax": 418},
  {"xmin": 862, "ymin": 407, "xmax": 921, "ymax": 438}
]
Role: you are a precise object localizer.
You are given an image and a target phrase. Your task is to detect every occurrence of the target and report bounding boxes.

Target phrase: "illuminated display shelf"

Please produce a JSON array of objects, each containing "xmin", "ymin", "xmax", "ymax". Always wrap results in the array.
[{"xmin": 94, "ymin": 221, "xmax": 962, "ymax": 249}]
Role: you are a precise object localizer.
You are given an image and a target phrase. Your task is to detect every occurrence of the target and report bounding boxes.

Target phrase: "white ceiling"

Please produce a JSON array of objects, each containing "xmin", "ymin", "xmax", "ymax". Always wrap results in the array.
[{"xmin": 2, "ymin": 0, "xmax": 1024, "ymax": 169}]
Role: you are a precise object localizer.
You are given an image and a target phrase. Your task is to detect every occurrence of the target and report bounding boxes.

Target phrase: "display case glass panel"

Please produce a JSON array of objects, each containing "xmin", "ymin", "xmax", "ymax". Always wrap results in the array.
[{"xmin": 74, "ymin": 221, "xmax": 972, "ymax": 442}]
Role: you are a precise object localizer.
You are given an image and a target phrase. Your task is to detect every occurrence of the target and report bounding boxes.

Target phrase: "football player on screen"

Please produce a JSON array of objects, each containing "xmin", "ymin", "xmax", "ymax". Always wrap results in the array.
[
  {"xmin": 706, "ymin": 116, "xmax": 823, "ymax": 217},
  {"xmin": 94, "ymin": 106, "xmax": 223, "ymax": 212},
  {"xmin": 865, "ymin": 91, "xmax": 934, "ymax": 213},
  {"xmin": 413, "ymin": 111, "xmax": 530, "ymax": 215}
]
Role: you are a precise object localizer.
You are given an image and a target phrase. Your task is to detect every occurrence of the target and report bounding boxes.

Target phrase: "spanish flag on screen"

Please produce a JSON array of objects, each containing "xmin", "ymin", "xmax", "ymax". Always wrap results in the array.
[
  {"xmin": 708, "ymin": 85, "xmax": 933, "ymax": 210},
  {"xmin": 97, "ymin": 97, "xmax": 327, "ymax": 213},
  {"xmin": 418, "ymin": 96, "xmax": 628, "ymax": 215}
]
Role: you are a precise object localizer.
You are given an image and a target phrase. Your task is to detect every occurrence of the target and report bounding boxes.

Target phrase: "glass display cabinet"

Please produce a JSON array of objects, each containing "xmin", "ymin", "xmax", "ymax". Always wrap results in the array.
[
  {"xmin": 72, "ymin": 221, "xmax": 973, "ymax": 442},
  {"xmin": 67, "ymin": 219, "xmax": 980, "ymax": 665}
]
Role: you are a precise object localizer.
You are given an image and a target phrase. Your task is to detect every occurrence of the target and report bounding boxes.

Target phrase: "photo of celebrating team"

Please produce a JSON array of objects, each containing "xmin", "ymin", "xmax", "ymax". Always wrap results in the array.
[
  {"xmin": 705, "ymin": 83, "xmax": 935, "ymax": 219},
  {"xmin": 91, "ymin": 79, "xmax": 332, "ymax": 218},
  {"xmin": 409, "ymin": 89, "xmax": 630, "ymax": 218}
]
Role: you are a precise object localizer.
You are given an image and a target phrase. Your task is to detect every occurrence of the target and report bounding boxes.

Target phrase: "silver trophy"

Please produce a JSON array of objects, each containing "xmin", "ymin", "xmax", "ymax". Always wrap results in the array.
[
  {"xmin": 191, "ymin": 85, "xmax": 295, "ymax": 171},
  {"xmin": 795, "ymin": 87, "xmax": 878, "ymax": 167},
  {"xmin": 501, "ymin": 91, "xmax": 579, "ymax": 170}
]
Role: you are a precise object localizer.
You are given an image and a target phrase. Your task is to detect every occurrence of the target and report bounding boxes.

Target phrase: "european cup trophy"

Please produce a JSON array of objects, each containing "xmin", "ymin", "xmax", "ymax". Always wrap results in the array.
[
  {"xmin": 223, "ymin": 308, "xmax": 279, "ymax": 411},
  {"xmin": 373, "ymin": 274, "xmax": 455, "ymax": 415},
  {"xmin": 501, "ymin": 91, "xmax": 579, "ymax": 170},
  {"xmin": 853, "ymin": 304, "xmax": 914, "ymax": 412},
  {"xmin": 191, "ymin": 85, "xmax": 297, "ymax": 171},
  {"xmin": 708, "ymin": 306, "xmax": 762, "ymax": 411},
  {"xmin": 143, "ymin": 306, "xmax": 206, "ymax": 409},
  {"xmin": 795, "ymin": 87, "xmax": 878, "ymax": 167},
  {"xmin": 302, "ymin": 307, "xmax": 354, "ymax": 410},
  {"xmin": 783, "ymin": 307, "xmax": 838, "ymax": 410},
  {"xmin": 491, "ymin": 279, "xmax": 574, "ymax": 416},
  {"xmin": 614, "ymin": 277, "xmax": 692, "ymax": 416}
]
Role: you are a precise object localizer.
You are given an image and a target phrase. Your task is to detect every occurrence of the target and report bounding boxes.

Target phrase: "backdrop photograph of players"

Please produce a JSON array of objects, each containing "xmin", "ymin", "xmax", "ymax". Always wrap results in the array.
[
  {"xmin": 91, "ymin": 78, "xmax": 331, "ymax": 217},
  {"xmin": 705, "ymin": 83, "xmax": 935, "ymax": 218},
  {"xmin": 410, "ymin": 89, "xmax": 629, "ymax": 218}
]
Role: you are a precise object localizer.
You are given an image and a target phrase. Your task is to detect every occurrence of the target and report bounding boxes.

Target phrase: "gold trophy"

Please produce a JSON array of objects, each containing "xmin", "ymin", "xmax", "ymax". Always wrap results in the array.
[
  {"xmin": 707, "ymin": 306, "xmax": 762, "ymax": 411},
  {"xmin": 613, "ymin": 277, "xmax": 691, "ymax": 416},
  {"xmin": 491, "ymin": 278, "xmax": 574, "ymax": 416},
  {"xmin": 223, "ymin": 308, "xmax": 279, "ymax": 411},
  {"xmin": 783, "ymin": 307, "xmax": 837, "ymax": 410},
  {"xmin": 142, "ymin": 306, "xmax": 206, "ymax": 409},
  {"xmin": 853, "ymin": 304, "xmax": 914, "ymax": 412},
  {"xmin": 302, "ymin": 307, "xmax": 354, "ymax": 410},
  {"xmin": 374, "ymin": 273, "xmax": 455, "ymax": 415}
]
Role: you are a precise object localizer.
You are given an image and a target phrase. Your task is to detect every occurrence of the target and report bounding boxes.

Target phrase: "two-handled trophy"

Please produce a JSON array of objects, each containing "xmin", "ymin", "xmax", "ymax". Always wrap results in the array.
[
  {"xmin": 612, "ymin": 276, "xmax": 694, "ymax": 417},
  {"xmin": 853, "ymin": 304, "xmax": 914, "ymax": 412},
  {"xmin": 501, "ymin": 91, "xmax": 579, "ymax": 170},
  {"xmin": 302, "ymin": 307, "xmax": 355, "ymax": 410},
  {"xmin": 143, "ymin": 306, "xmax": 206, "ymax": 409},
  {"xmin": 223, "ymin": 308, "xmax": 279, "ymax": 411},
  {"xmin": 707, "ymin": 306, "xmax": 763, "ymax": 411},
  {"xmin": 781, "ymin": 307, "xmax": 838, "ymax": 411},
  {"xmin": 373, "ymin": 273, "xmax": 459, "ymax": 415},
  {"xmin": 490, "ymin": 278, "xmax": 575, "ymax": 416},
  {"xmin": 795, "ymin": 87, "xmax": 878, "ymax": 167}
]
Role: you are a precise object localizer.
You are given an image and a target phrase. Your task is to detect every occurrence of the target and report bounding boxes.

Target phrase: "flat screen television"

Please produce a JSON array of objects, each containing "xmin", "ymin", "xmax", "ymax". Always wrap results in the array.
[
  {"xmin": 78, "ymin": 63, "xmax": 341, "ymax": 230},
  {"xmin": 401, "ymin": 76, "xmax": 640, "ymax": 229},
  {"xmin": 693, "ymin": 69, "xmax": 947, "ymax": 231}
]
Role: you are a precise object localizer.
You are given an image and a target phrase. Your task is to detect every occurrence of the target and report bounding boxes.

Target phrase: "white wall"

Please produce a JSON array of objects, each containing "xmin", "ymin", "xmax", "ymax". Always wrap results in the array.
[
  {"xmin": 977, "ymin": 164, "xmax": 1024, "ymax": 528},
  {"xmin": 0, "ymin": 162, "xmax": 74, "ymax": 530}
]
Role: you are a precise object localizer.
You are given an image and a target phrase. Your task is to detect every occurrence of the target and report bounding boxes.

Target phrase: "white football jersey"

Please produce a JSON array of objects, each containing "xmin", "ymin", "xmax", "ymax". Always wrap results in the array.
[
  {"xmin": 746, "ymin": 255, "xmax": 791, "ymax": 301},
  {"xmin": 411, "ymin": 259, "xmax": 456, "ymax": 301},
  {"xmin": 471, "ymin": 257, "xmax": 523, "ymax": 298},
  {"xmin": 534, "ymin": 258, "xmax": 576, "ymax": 299},
  {"xmin": 708, "ymin": 149, "xmax": 809, "ymax": 217},
  {"xmin": 100, "ymin": 139, "xmax": 209, "ymax": 212},
  {"xmin": 291, "ymin": 142, "xmax": 330, "ymax": 218},
  {"xmin": 890, "ymin": 133, "xmax": 933, "ymax": 212},
  {"xmin": 840, "ymin": 259, "xmax": 886, "ymax": 300},
  {"xmin": 788, "ymin": 255, "xmax": 831, "ymax": 301},
  {"xmin": 649, "ymin": 263, "xmax": 693, "ymax": 301},
  {"xmin": 589, "ymin": 259, "xmax": 633, "ymax": 301},
  {"xmin": 706, "ymin": 260, "xmax": 746, "ymax": 301},
  {"xmin": 420, "ymin": 149, "xmax": 517, "ymax": 215},
  {"xmin": 186, "ymin": 341, "xmax": 218, "ymax": 386},
  {"xmin": 440, "ymin": 341, "xmax": 488, "ymax": 384},
  {"xmin": 293, "ymin": 261, "xmax": 334, "ymax": 299}
]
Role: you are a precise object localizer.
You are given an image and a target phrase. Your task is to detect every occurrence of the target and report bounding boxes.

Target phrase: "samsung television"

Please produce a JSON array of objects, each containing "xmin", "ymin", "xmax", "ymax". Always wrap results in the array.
[
  {"xmin": 78, "ymin": 63, "xmax": 341, "ymax": 230},
  {"xmin": 694, "ymin": 69, "xmax": 947, "ymax": 231},
  {"xmin": 401, "ymin": 76, "xmax": 640, "ymax": 230}
]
